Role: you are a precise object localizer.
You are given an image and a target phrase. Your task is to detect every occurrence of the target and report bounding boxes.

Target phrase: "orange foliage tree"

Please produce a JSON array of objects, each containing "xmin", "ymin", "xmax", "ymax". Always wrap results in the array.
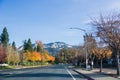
[
  {"xmin": 23, "ymin": 42, "xmax": 55, "ymax": 65},
  {"xmin": 43, "ymin": 53, "xmax": 55, "ymax": 62},
  {"xmin": 23, "ymin": 51, "xmax": 31, "ymax": 63},
  {"xmin": 32, "ymin": 51, "xmax": 42, "ymax": 62},
  {"xmin": 24, "ymin": 51, "xmax": 42, "ymax": 63},
  {"xmin": 40, "ymin": 50, "xmax": 54, "ymax": 63},
  {"xmin": 49, "ymin": 55, "xmax": 55, "ymax": 62},
  {"xmin": 92, "ymin": 47, "xmax": 112, "ymax": 72}
]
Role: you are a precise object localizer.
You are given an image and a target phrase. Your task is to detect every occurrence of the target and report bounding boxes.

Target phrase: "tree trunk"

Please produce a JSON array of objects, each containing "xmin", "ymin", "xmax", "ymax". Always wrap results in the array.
[
  {"xmin": 91, "ymin": 60, "xmax": 93, "ymax": 70},
  {"xmin": 116, "ymin": 51, "xmax": 120, "ymax": 76},
  {"xmin": 100, "ymin": 59, "xmax": 102, "ymax": 72}
]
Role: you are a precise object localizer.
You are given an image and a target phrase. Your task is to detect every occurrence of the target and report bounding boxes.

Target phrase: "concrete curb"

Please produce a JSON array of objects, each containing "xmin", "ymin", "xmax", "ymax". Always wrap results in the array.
[{"xmin": 73, "ymin": 69, "xmax": 94, "ymax": 80}]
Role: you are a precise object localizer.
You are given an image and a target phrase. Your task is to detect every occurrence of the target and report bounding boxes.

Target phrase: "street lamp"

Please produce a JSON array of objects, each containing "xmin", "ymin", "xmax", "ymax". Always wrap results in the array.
[
  {"xmin": 69, "ymin": 27, "xmax": 86, "ymax": 32},
  {"xmin": 69, "ymin": 27, "xmax": 88, "ymax": 70}
]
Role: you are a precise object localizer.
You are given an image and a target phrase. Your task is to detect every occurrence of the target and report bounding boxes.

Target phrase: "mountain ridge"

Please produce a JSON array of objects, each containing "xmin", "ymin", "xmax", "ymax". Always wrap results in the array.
[
  {"xmin": 18, "ymin": 42, "xmax": 76, "ymax": 56},
  {"xmin": 43, "ymin": 42, "xmax": 74, "ymax": 56}
]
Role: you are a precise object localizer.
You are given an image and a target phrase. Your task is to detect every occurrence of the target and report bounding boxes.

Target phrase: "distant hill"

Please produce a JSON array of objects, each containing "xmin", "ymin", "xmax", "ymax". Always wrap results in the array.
[
  {"xmin": 44, "ymin": 42, "xmax": 72, "ymax": 49},
  {"xmin": 44, "ymin": 42, "xmax": 73, "ymax": 56},
  {"xmin": 18, "ymin": 42, "xmax": 76, "ymax": 56}
]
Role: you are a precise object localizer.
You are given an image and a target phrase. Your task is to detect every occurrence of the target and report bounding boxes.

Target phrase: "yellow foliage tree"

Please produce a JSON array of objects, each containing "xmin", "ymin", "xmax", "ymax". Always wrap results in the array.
[
  {"xmin": 32, "ymin": 51, "xmax": 42, "ymax": 61},
  {"xmin": 49, "ymin": 55, "xmax": 55, "ymax": 62},
  {"xmin": 40, "ymin": 50, "xmax": 55, "ymax": 63},
  {"xmin": 92, "ymin": 47, "xmax": 112, "ymax": 72},
  {"xmin": 43, "ymin": 53, "xmax": 50, "ymax": 62},
  {"xmin": 24, "ymin": 51, "xmax": 42, "ymax": 62},
  {"xmin": 7, "ymin": 46, "xmax": 20, "ymax": 65},
  {"xmin": 23, "ymin": 50, "xmax": 55, "ymax": 65}
]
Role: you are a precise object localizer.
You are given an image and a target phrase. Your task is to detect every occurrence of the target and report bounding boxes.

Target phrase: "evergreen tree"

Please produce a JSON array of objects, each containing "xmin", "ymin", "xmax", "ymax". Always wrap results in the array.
[
  {"xmin": 23, "ymin": 39, "xmax": 33, "ymax": 52},
  {"xmin": 23, "ymin": 40, "xmax": 27, "ymax": 52},
  {"xmin": 12, "ymin": 41, "xmax": 16, "ymax": 50},
  {"xmin": 34, "ymin": 46, "xmax": 37, "ymax": 51},
  {"xmin": 27, "ymin": 38, "xmax": 33, "ymax": 52},
  {"xmin": 0, "ymin": 27, "xmax": 9, "ymax": 47},
  {"xmin": 37, "ymin": 44, "xmax": 42, "ymax": 52}
]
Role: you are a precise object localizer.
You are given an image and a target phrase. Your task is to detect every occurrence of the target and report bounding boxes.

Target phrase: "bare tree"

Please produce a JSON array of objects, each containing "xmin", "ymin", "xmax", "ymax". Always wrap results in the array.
[
  {"xmin": 84, "ymin": 34, "xmax": 97, "ymax": 70},
  {"xmin": 91, "ymin": 13, "xmax": 120, "ymax": 76}
]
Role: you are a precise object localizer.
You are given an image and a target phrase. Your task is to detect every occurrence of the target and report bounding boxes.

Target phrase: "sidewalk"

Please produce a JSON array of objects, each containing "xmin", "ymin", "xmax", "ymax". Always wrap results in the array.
[{"xmin": 73, "ymin": 68, "xmax": 120, "ymax": 80}]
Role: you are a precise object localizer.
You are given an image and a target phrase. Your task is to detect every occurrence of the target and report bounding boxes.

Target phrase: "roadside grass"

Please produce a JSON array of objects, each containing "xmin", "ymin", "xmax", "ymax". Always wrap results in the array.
[
  {"xmin": 0, "ymin": 66, "xmax": 13, "ymax": 70},
  {"xmin": 0, "ymin": 63, "xmax": 53, "ymax": 70}
]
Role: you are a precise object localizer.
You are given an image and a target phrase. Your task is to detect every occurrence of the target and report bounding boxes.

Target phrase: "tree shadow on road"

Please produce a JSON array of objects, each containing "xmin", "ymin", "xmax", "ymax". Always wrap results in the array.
[{"xmin": 0, "ymin": 72, "xmax": 84, "ymax": 79}]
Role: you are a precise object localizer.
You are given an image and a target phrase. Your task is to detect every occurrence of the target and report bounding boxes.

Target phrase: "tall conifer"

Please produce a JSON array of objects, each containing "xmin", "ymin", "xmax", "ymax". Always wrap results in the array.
[{"xmin": 0, "ymin": 27, "xmax": 9, "ymax": 47}]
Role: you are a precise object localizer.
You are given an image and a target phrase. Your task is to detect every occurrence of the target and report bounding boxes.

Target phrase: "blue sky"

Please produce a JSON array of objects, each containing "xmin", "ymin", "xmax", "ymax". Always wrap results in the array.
[{"xmin": 0, "ymin": 0, "xmax": 120, "ymax": 47}]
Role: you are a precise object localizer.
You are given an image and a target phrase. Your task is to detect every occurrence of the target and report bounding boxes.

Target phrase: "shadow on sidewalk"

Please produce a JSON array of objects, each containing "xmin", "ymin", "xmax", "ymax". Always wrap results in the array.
[
  {"xmin": 73, "ymin": 69, "xmax": 94, "ymax": 80},
  {"xmin": 73, "ymin": 68, "xmax": 120, "ymax": 80},
  {"xmin": 95, "ymin": 71, "xmax": 119, "ymax": 78}
]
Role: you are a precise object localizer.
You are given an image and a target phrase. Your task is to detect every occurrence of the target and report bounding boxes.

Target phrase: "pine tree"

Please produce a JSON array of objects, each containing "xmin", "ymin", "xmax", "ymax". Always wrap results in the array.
[
  {"xmin": 34, "ymin": 46, "xmax": 37, "ymax": 51},
  {"xmin": 37, "ymin": 44, "xmax": 42, "ymax": 52},
  {"xmin": 0, "ymin": 27, "xmax": 9, "ymax": 47},
  {"xmin": 23, "ymin": 40, "xmax": 27, "ymax": 52},
  {"xmin": 23, "ymin": 39, "xmax": 33, "ymax": 52},
  {"xmin": 12, "ymin": 41, "xmax": 16, "ymax": 50},
  {"xmin": 27, "ymin": 38, "xmax": 33, "ymax": 52}
]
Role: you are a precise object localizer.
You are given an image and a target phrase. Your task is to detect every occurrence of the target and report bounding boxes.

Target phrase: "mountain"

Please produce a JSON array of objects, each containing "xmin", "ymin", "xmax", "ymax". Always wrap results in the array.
[
  {"xmin": 18, "ymin": 42, "xmax": 75, "ymax": 56},
  {"xmin": 44, "ymin": 42, "xmax": 72, "ymax": 49},
  {"xmin": 43, "ymin": 42, "xmax": 73, "ymax": 56}
]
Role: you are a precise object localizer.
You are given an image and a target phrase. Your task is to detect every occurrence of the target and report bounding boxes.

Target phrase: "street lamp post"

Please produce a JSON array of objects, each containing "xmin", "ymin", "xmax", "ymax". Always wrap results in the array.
[{"xmin": 69, "ymin": 27, "xmax": 88, "ymax": 70}]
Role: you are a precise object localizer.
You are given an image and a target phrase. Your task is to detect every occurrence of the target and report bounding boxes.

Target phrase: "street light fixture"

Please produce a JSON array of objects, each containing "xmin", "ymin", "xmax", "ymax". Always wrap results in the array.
[
  {"xmin": 69, "ymin": 27, "xmax": 88, "ymax": 70},
  {"xmin": 69, "ymin": 27, "xmax": 86, "ymax": 32}
]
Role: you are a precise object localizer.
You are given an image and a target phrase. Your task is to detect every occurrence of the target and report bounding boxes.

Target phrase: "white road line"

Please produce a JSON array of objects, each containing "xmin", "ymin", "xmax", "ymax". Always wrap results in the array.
[
  {"xmin": 107, "ymin": 72, "xmax": 112, "ymax": 73},
  {"xmin": 65, "ymin": 67, "xmax": 76, "ymax": 80}
]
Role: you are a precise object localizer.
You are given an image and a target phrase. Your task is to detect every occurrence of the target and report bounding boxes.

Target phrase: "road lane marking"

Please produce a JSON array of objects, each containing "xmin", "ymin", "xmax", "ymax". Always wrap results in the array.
[
  {"xmin": 64, "ymin": 67, "xmax": 76, "ymax": 80},
  {"xmin": 67, "ymin": 69, "xmax": 76, "ymax": 80},
  {"xmin": 107, "ymin": 72, "xmax": 111, "ymax": 73}
]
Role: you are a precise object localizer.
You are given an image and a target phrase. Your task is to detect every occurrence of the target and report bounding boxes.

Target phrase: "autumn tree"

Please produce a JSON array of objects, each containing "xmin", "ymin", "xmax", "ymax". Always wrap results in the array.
[
  {"xmin": 0, "ymin": 44, "xmax": 6, "ymax": 63},
  {"xmin": 57, "ymin": 48, "xmax": 79, "ymax": 64},
  {"xmin": 77, "ymin": 46, "xmax": 86, "ymax": 67},
  {"xmin": 7, "ymin": 46, "xmax": 20, "ymax": 65},
  {"xmin": 92, "ymin": 47, "xmax": 112, "ymax": 72},
  {"xmin": 23, "ymin": 51, "xmax": 31, "ymax": 63},
  {"xmin": 22, "ymin": 40, "xmax": 54, "ymax": 65},
  {"xmin": 49, "ymin": 55, "xmax": 55, "ymax": 62},
  {"xmin": 42, "ymin": 50, "xmax": 49, "ymax": 62},
  {"xmin": 91, "ymin": 13, "xmax": 120, "ymax": 75},
  {"xmin": 0, "ymin": 27, "xmax": 9, "ymax": 48},
  {"xmin": 23, "ymin": 51, "xmax": 42, "ymax": 65},
  {"xmin": 67, "ymin": 48, "xmax": 79, "ymax": 65},
  {"xmin": 33, "ymin": 51, "xmax": 42, "ymax": 61}
]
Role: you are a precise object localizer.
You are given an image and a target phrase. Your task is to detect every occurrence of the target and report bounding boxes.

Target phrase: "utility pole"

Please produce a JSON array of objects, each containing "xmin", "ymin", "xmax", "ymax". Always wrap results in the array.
[{"xmin": 69, "ymin": 27, "xmax": 88, "ymax": 70}]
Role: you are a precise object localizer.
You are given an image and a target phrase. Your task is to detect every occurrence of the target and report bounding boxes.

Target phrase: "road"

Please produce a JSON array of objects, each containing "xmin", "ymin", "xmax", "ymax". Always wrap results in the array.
[{"xmin": 0, "ymin": 64, "xmax": 87, "ymax": 80}]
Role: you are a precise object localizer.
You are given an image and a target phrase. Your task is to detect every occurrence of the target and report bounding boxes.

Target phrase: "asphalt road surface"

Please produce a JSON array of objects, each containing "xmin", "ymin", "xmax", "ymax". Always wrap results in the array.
[{"xmin": 0, "ymin": 64, "xmax": 87, "ymax": 80}]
